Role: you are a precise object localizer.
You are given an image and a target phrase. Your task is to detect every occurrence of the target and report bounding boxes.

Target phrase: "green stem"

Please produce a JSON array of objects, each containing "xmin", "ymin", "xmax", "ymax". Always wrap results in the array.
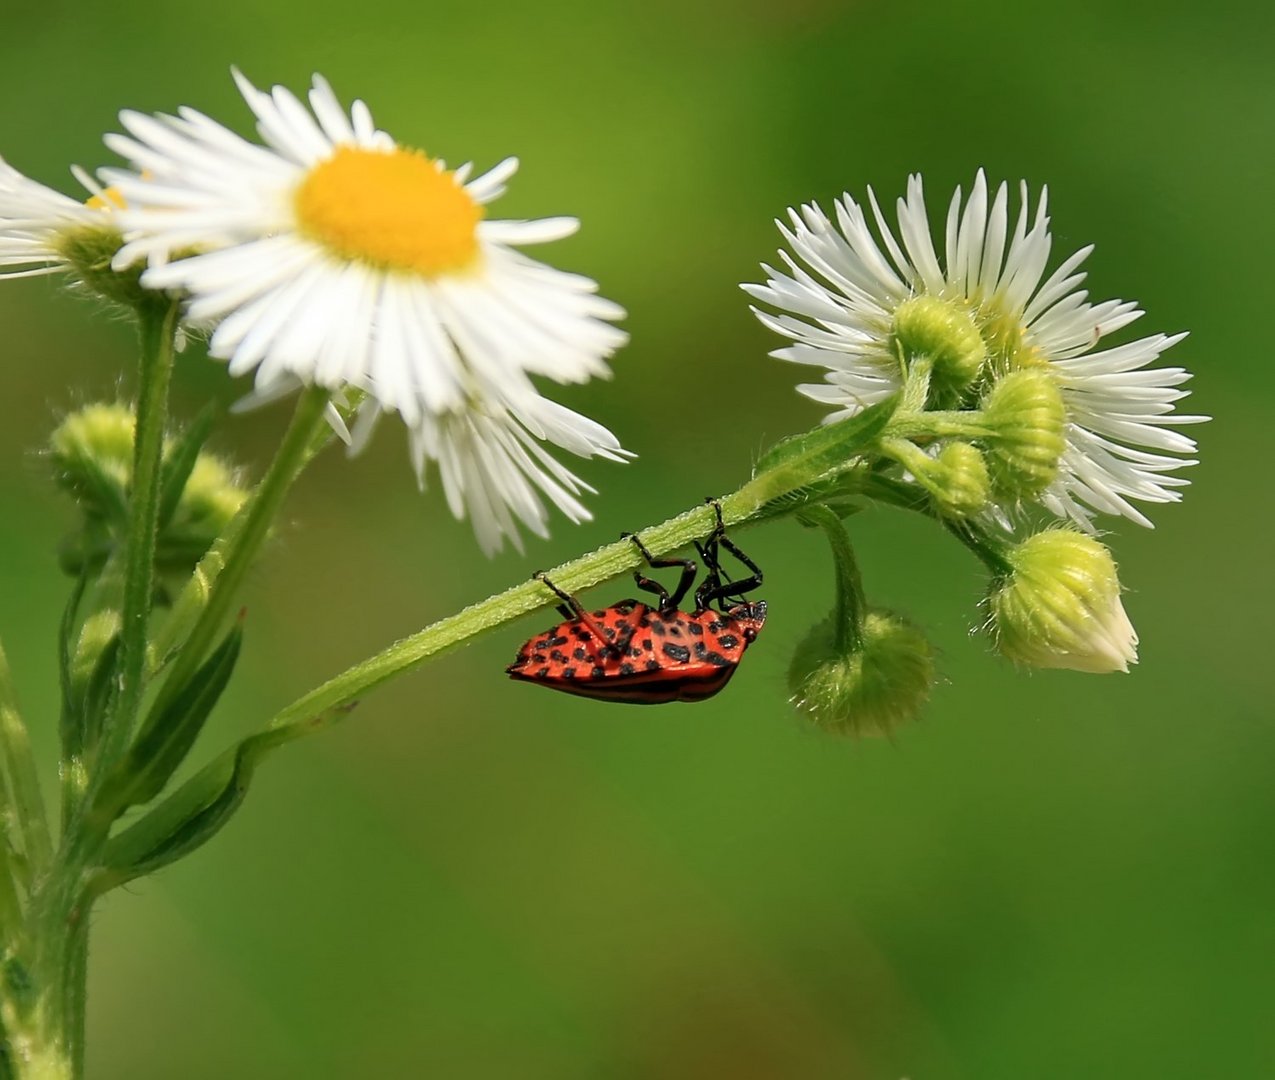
[
  {"xmin": 887, "ymin": 409, "xmax": 993, "ymax": 441},
  {"xmin": 145, "ymin": 385, "xmax": 330, "ymax": 733},
  {"xmin": 0, "ymin": 643, "xmax": 52, "ymax": 884},
  {"xmin": 800, "ymin": 507, "xmax": 866, "ymax": 653},
  {"xmin": 858, "ymin": 474, "xmax": 1013, "ymax": 576},
  {"xmin": 92, "ymin": 300, "xmax": 179, "ymax": 779},
  {"xmin": 265, "ymin": 495, "xmax": 748, "ymax": 729}
]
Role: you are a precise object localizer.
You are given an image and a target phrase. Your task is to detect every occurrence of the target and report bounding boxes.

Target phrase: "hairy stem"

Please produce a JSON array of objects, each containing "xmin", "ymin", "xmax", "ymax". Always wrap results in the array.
[
  {"xmin": 801, "ymin": 506, "xmax": 865, "ymax": 654},
  {"xmin": 90, "ymin": 299, "xmax": 180, "ymax": 786}
]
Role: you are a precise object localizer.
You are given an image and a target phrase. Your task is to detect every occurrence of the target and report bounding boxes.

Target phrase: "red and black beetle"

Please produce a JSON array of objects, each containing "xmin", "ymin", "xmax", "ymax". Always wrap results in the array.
[{"xmin": 507, "ymin": 502, "xmax": 766, "ymax": 704}]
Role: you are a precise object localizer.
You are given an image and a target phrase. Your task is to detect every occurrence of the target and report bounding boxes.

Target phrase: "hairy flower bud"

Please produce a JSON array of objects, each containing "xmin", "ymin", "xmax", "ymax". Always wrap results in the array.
[
  {"xmin": 51, "ymin": 403, "xmax": 247, "ymax": 574},
  {"xmin": 891, "ymin": 295, "xmax": 987, "ymax": 404},
  {"xmin": 789, "ymin": 609, "xmax": 936, "ymax": 737},
  {"xmin": 986, "ymin": 529, "xmax": 1137, "ymax": 673},
  {"xmin": 174, "ymin": 456, "xmax": 248, "ymax": 540},
  {"xmin": 50, "ymin": 403, "xmax": 136, "ymax": 518},
  {"xmin": 884, "ymin": 438, "xmax": 990, "ymax": 519},
  {"xmin": 54, "ymin": 220, "xmax": 155, "ymax": 311},
  {"xmin": 981, "ymin": 369, "xmax": 1066, "ymax": 498}
]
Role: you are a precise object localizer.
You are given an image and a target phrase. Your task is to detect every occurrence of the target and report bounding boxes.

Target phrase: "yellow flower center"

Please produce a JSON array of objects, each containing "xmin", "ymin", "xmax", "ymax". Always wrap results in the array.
[
  {"xmin": 294, "ymin": 146, "xmax": 482, "ymax": 275},
  {"xmin": 85, "ymin": 186, "xmax": 126, "ymax": 211}
]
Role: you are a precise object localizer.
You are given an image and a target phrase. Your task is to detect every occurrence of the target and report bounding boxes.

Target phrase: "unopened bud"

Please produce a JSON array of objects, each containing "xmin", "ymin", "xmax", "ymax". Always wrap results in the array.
[
  {"xmin": 882, "ymin": 438, "xmax": 990, "ymax": 519},
  {"xmin": 174, "ymin": 455, "xmax": 248, "ymax": 538},
  {"xmin": 986, "ymin": 529, "xmax": 1137, "ymax": 673},
  {"xmin": 981, "ymin": 369, "xmax": 1066, "ymax": 498},
  {"xmin": 49, "ymin": 403, "xmax": 135, "ymax": 517},
  {"xmin": 891, "ymin": 296, "xmax": 987, "ymax": 404},
  {"xmin": 789, "ymin": 609, "xmax": 936, "ymax": 737}
]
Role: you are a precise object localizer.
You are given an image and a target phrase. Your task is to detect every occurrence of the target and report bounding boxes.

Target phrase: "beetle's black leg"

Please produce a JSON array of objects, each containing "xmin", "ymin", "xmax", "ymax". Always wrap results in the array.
[
  {"xmin": 622, "ymin": 532, "xmax": 696, "ymax": 613},
  {"xmin": 534, "ymin": 572, "xmax": 621, "ymax": 656},
  {"xmin": 693, "ymin": 500, "xmax": 764, "ymax": 611}
]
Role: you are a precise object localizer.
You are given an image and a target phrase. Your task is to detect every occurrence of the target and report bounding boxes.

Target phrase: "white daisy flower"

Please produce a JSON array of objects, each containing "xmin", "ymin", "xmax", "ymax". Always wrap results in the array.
[
  {"xmin": 0, "ymin": 158, "xmax": 120, "ymax": 278},
  {"xmin": 744, "ymin": 170, "xmax": 1205, "ymax": 529},
  {"xmin": 100, "ymin": 70, "xmax": 629, "ymax": 554}
]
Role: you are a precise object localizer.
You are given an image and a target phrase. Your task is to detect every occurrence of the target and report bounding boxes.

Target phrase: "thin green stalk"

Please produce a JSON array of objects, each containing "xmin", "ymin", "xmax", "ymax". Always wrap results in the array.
[
  {"xmin": 888, "ymin": 409, "xmax": 993, "ymax": 441},
  {"xmin": 265, "ymin": 497, "xmax": 741, "ymax": 730},
  {"xmin": 93, "ymin": 299, "xmax": 180, "ymax": 777},
  {"xmin": 145, "ymin": 385, "xmax": 331, "ymax": 724},
  {"xmin": 0, "ymin": 643, "xmax": 51, "ymax": 882},
  {"xmin": 800, "ymin": 506, "xmax": 865, "ymax": 654}
]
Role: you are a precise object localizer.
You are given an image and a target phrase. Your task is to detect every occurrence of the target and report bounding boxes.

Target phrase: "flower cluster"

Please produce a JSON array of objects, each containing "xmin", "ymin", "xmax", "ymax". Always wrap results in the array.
[
  {"xmin": 1, "ymin": 71, "xmax": 629, "ymax": 554},
  {"xmin": 747, "ymin": 172, "xmax": 1204, "ymax": 724}
]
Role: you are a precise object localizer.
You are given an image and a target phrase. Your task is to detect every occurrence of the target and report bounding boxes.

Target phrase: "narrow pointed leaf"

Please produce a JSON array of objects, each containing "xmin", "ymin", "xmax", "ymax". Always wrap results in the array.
[
  {"xmin": 101, "ymin": 700, "xmax": 355, "ymax": 888},
  {"xmin": 99, "ymin": 623, "xmax": 242, "ymax": 816},
  {"xmin": 755, "ymin": 394, "xmax": 898, "ymax": 476}
]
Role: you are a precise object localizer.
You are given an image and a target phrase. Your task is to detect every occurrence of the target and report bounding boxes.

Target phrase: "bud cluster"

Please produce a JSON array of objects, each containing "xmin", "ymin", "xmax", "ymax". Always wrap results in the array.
[{"xmin": 51, "ymin": 403, "xmax": 247, "ymax": 578}]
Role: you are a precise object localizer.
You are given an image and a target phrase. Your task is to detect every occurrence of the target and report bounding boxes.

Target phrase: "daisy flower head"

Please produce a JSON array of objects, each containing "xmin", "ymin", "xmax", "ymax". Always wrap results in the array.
[
  {"xmin": 0, "ymin": 158, "xmax": 126, "ymax": 283},
  {"xmin": 101, "ymin": 69, "xmax": 629, "ymax": 554},
  {"xmin": 743, "ymin": 170, "xmax": 1205, "ymax": 530}
]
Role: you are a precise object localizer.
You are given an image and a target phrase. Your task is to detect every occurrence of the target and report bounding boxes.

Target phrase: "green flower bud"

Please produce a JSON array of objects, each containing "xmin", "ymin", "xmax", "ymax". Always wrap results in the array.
[
  {"xmin": 883, "ymin": 438, "xmax": 990, "ymax": 519},
  {"xmin": 986, "ymin": 529, "xmax": 1137, "ymax": 674},
  {"xmin": 51, "ymin": 404, "xmax": 246, "ymax": 573},
  {"xmin": 49, "ymin": 403, "xmax": 136, "ymax": 518},
  {"xmin": 54, "ymin": 221, "xmax": 157, "ymax": 311},
  {"xmin": 980, "ymin": 369, "xmax": 1067, "ymax": 498},
  {"xmin": 789, "ymin": 609, "xmax": 936, "ymax": 737},
  {"xmin": 933, "ymin": 443, "xmax": 991, "ymax": 517},
  {"xmin": 174, "ymin": 455, "xmax": 248, "ymax": 538},
  {"xmin": 891, "ymin": 296, "xmax": 987, "ymax": 404}
]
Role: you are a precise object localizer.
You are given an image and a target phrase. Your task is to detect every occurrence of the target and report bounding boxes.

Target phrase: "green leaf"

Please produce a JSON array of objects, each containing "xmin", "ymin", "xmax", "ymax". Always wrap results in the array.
[
  {"xmin": 98, "ymin": 622, "xmax": 242, "ymax": 816},
  {"xmin": 101, "ymin": 700, "xmax": 355, "ymax": 888},
  {"xmin": 754, "ymin": 394, "xmax": 899, "ymax": 477},
  {"xmin": 80, "ymin": 634, "xmax": 121, "ymax": 760},
  {"xmin": 157, "ymin": 402, "xmax": 218, "ymax": 530}
]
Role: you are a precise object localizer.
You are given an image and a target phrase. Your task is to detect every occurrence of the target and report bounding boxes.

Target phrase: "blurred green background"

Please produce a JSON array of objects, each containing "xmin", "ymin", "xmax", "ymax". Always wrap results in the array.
[{"xmin": 1, "ymin": 0, "xmax": 1271, "ymax": 1076}]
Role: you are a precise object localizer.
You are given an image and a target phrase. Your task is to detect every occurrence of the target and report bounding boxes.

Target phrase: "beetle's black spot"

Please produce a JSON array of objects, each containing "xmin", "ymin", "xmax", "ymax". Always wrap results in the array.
[
  {"xmin": 532, "ymin": 653, "xmax": 547, "ymax": 665},
  {"xmin": 572, "ymin": 626, "xmax": 591, "ymax": 640},
  {"xmin": 562, "ymin": 667, "xmax": 576, "ymax": 679},
  {"xmin": 534, "ymin": 667, "xmax": 550, "ymax": 678},
  {"xmin": 669, "ymin": 625, "xmax": 682, "ymax": 637},
  {"xmin": 628, "ymin": 647, "xmax": 641, "ymax": 659},
  {"xmin": 549, "ymin": 649, "xmax": 568, "ymax": 663},
  {"xmin": 593, "ymin": 610, "xmax": 606, "ymax": 619},
  {"xmin": 645, "ymin": 660, "xmax": 662, "ymax": 672},
  {"xmin": 717, "ymin": 634, "xmax": 739, "ymax": 650},
  {"xmin": 694, "ymin": 641, "xmax": 708, "ymax": 659},
  {"xmin": 591, "ymin": 666, "xmax": 607, "ymax": 679},
  {"xmin": 620, "ymin": 662, "xmax": 636, "ymax": 675},
  {"xmin": 573, "ymin": 647, "xmax": 587, "ymax": 661},
  {"xmin": 548, "ymin": 635, "xmax": 568, "ymax": 647},
  {"xmin": 641, "ymin": 638, "xmax": 654, "ymax": 652},
  {"xmin": 638, "ymin": 611, "xmax": 652, "ymax": 627},
  {"xmin": 708, "ymin": 620, "xmax": 724, "ymax": 634},
  {"xmin": 603, "ymin": 626, "xmax": 616, "ymax": 640},
  {"xmin": 652, "ymin": 622, "xmax": 667, "ymax": 636},
  {"xmin": 687, "ymin": 621, "xmax": 704, "ymax": 636},
  {"xmin": 662, "ymin": 643, "xmax": 691, "ymax": 663},
  {"xmin": 705, "ymin": 651, "xmax": 730, "ymax": 668}
]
